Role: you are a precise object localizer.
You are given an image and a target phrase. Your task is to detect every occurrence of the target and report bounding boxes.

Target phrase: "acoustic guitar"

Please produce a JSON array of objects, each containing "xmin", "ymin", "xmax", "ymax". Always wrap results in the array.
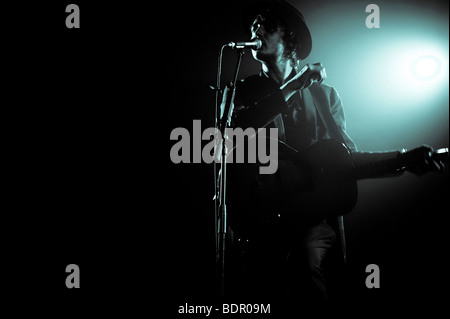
[{"xmin": 227, "ymin": 139, "xmax": 448, "ymax": 230}]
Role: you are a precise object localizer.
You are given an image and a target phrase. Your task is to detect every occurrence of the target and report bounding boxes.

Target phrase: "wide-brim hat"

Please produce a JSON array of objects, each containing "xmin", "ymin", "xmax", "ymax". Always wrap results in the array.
[{"xmin": 241, "ymin": 0, "xmax": 312, "ymax": 60}]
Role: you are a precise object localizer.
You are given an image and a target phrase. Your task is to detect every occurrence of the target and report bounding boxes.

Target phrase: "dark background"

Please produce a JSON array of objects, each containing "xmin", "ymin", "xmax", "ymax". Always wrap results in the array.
[{"xmin": 4, "ymin": 0, "xmax": 448, "ymax": 317}]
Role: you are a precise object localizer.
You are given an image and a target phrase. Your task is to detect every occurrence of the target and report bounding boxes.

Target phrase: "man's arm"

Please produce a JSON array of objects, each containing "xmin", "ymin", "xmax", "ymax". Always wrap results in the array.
[
  {"xmin": 280, "ymin": 63, "xmax": 327, "ymax": 101},
  {"xmin": 327, "ymin": 86, "xmax": 444, "ymax": 177},
  {"xmin": 233, "ymin": 78, "xmax": 289, "ymax": 129}
]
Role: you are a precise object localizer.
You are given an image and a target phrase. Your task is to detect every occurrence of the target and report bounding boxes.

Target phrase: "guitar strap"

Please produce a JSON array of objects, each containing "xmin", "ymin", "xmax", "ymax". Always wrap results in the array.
[{"xmin": 307, "ymin": 84, "xmax": 350, "ymax": 263}]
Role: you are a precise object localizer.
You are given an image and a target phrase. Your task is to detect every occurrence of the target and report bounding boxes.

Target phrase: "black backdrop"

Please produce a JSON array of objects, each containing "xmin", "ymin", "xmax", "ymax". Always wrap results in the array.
[{"xmin": 4, "ymin": 1, "xmax": 449, "ymax": 317}]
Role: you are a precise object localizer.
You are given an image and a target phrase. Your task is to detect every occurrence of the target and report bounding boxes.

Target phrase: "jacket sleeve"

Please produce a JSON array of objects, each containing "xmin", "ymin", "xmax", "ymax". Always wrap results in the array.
[
  {"xmin": 329, "ymin": 87, "xmax": 358, "ymax": 152},
  {"xmin": 326, "ymin": 86, "xmax": 404, "ymax": 177},
  {"xmin": 233, "ymin": 78, "xmax": 289, "ymax": 129},
  {"xmin": 329, "ymin": 88, "xmax": 405, "ymax": 177}
]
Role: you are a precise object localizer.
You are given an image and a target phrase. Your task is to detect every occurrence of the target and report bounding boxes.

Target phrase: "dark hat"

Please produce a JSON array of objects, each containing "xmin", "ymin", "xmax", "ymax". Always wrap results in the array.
[{"xmin": 242, "ymin": 0, "xmax": 312, "ymax": 60}]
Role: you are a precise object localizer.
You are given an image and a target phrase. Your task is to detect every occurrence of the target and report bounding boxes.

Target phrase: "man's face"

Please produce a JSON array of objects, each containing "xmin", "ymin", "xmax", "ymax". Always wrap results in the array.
[{"xmin": 250, "ymin": 17, "xmax": 286, "ymax": 63}]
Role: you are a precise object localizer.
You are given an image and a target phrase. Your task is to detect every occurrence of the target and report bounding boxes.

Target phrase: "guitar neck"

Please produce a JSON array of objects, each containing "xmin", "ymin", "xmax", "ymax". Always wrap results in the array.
[{"xmin": 349, "ymin": 148, "xmax": 449, "ymax": 180}]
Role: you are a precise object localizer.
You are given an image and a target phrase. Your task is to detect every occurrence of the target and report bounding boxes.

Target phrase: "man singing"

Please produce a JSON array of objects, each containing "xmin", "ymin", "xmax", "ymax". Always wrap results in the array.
[{"xmin": 224, "ymin": 0, "xmax": 444, "ymax": 314}]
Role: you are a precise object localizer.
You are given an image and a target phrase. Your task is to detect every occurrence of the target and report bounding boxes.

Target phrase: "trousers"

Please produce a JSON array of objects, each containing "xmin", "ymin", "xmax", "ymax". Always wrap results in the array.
[{"xmin": 226, "ymin": 220, "xmax": 336, "ymax": 313}]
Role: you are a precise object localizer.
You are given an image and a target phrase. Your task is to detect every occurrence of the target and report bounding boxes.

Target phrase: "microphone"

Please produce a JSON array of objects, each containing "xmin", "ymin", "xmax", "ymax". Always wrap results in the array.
[{"xmin": 226, "ymin": 39, "xmax": 262, "ymax": 50}]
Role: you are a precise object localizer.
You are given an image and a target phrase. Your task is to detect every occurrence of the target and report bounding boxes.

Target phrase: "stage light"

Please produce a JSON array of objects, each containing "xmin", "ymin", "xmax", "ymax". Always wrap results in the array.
[
  {"xmin": 363, "ymin": 40, "xmax": 450, "ymax": 110},
  {"xmin": 410, "ymin": 55, "xmax": 442, "ymax": 80}
]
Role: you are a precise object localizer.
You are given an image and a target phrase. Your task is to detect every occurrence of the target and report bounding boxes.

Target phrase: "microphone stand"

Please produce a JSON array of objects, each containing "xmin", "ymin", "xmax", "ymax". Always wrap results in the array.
[{"xmin": 215, "ymin": 48, "xmax": 244, "ymax": 300}]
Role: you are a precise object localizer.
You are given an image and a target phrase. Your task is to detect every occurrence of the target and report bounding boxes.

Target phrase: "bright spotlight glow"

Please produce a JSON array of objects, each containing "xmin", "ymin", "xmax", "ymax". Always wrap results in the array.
[
  {"xmin": 366, "ymin": 40, "xmax": 450, "ymax": 109},
  {"xmin": 410, "ymin": 55, "xmax": 442, "ymax": 80}
]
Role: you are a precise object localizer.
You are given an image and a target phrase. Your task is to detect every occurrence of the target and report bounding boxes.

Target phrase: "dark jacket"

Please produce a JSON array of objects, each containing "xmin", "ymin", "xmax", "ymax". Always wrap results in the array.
[{"xmin": 230, "ymin": 71, "xmax": 402, "ymax": 261}]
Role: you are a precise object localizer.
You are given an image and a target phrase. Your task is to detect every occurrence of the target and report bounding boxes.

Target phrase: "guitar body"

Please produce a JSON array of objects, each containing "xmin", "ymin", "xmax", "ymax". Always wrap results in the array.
[{"xmin": 227, "ymin": 139, "xmax": 358, "ymax": 232}]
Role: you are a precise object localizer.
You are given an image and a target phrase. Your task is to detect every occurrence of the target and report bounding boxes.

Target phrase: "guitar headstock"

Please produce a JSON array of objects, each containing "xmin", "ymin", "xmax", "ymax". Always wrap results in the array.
[{"xmin": 433, "ymin": 148, "xmax": 449, "ymax": 163}]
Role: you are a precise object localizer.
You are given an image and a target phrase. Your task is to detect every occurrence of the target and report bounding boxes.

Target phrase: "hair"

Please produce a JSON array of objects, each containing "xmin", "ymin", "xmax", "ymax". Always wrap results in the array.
[{"xmin": 282, "ymin": 30, "xmax": 301, "ymax": 69}]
